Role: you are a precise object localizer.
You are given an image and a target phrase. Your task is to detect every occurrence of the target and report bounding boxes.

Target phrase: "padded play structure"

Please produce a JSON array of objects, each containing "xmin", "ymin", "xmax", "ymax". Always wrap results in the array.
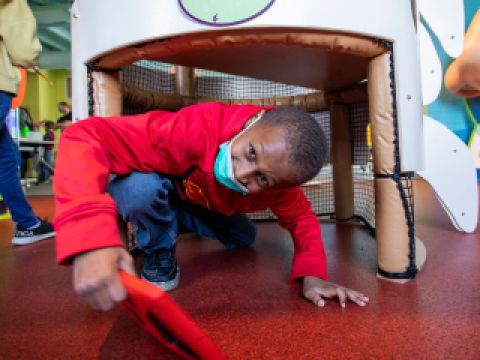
[{"xmin": 71, "ymin": 0, "xmax": 433, "ymax": 280}]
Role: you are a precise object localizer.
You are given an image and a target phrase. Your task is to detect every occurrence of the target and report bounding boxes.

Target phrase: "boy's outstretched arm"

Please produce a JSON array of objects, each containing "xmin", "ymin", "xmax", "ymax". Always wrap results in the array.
[
  {"xmin": 73, "ymin": 247, "xmax": 136, "ymax": 311},
  {"xmin": 271, "ymin": 188, "xmax": 370, "ymax": 309},
  {"xmin": 303, "ymin": 276, "xmax": 369, "ymax": 308}
]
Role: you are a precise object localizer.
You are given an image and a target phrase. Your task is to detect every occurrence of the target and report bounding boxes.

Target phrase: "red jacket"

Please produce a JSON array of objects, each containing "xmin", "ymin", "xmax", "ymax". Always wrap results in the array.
[
  {"xmin": 53, "ymin": 103, "xmax": 327, "ymax": 282},
  {"xmin": 43, "ymin": 130, "xmax": 55, "ymax": 151}
]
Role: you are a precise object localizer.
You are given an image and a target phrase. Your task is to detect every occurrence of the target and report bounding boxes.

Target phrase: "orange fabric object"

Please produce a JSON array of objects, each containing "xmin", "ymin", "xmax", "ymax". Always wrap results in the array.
[
  {"xmin": 11, "ymin": 68, "xmax": 26, "ymax": 109},
  {"xmin": 119, "ymin": 271, "xmax": 228, "ymax": 360},
  {"xmin": 445, "ymin": 10, "xmax": 480, "ymax": 98}
]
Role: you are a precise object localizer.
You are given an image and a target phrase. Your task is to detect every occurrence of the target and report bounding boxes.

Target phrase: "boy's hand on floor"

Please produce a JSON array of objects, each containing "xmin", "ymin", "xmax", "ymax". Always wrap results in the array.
[
  {"xmin": 302, "ymin": 276, "xmax": 369, "ymax": 308},
  {"xmin": 73, "ymin": 247, "xmax": 136, "ymax": 311}
]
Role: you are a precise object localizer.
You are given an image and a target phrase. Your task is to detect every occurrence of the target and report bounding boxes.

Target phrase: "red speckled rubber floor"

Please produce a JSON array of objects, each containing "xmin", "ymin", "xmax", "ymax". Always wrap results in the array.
[{"xmin": 0, "ymin": 181, "xmax": 479, "ymax": 359}]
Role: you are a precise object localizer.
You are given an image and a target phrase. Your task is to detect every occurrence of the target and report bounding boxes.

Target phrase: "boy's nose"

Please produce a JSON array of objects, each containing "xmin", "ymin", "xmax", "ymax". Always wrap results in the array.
[{"xmin": 235, "ymin": 161, "xmax": 255, "ymax": 186}]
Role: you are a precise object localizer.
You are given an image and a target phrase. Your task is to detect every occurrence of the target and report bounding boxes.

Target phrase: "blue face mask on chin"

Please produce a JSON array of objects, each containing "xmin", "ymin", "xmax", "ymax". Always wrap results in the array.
[
  {"xmin": 214, "ymin": 110, "xmax": 265, "ymax": 195},
  {"xmin": 214, "ymin": 141, "xmax": 249, "ymax": 195}
]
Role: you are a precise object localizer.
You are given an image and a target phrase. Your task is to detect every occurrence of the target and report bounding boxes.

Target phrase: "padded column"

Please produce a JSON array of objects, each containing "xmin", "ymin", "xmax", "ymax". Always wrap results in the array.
[
  {"xmin": 330, "ymin": 103, "xmax": 354, "ymax": 219},
  {"xmin": 92, "ymin": 70, "xmax": 122, "ymax": 117},
  {"xmin": 175, "ymin": 66, "xmax": 195, "ymax": 97},
  {"xmin": 368, "ymin": 53, "xmax": 416, "ymax": 279},
  {"xmin": 374, "ymin": 177, "xmax": 411, "ymax": 273}
]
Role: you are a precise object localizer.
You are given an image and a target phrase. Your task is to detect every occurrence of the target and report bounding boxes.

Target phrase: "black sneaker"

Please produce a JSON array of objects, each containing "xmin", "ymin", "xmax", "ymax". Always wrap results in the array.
[
  {"xmin": 141, "ymin": 245, "xmax": 180, "ymax": 291},
  {"xmin": 12, "ymin": 218, "xmax": 55, "ymax": 245}
]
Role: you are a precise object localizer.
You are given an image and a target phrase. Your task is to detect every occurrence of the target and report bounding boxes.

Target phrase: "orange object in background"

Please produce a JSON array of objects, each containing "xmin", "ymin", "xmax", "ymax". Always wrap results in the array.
[
  {"xmin": 445, "ymin": 10, "xmax": 480, "ymax": 98},
  {"xmin": 11, "ymin": 68, "xmax": 26, "ymax": 109}
]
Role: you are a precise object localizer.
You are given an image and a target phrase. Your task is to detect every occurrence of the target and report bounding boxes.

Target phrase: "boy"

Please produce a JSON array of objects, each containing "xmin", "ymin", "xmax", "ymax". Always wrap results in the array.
[
  {"xmin": 54, "ymin": 102, "xmax": 369, "ymax": 311},
  {"xmin": 37, "ymin": 120, "xmax": 55, "ymax": 184}
]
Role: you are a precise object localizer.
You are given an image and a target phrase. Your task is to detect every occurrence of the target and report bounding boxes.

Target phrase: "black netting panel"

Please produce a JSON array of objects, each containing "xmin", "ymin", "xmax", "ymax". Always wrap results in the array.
[
  {"xmin": 350, "ymin": 103, "xmax": 370, "ymax": 165},
  {"xmin": 350, "ymin": 103, "xmax": 375, "ymax": 228},
  {"xmin": 121, "ymin": 61, "xmax": 176, "ymax": 114},
  {"xmin": 197, "ymin": 69, "xmax": 314, "ymax": 98},
  {"xmin": 122, "ymin": 61, "xmax": 175, "ymax": 92},
  {"xmin": 119, "ymin": 60, "xmax": 375, "ymax": 229}
]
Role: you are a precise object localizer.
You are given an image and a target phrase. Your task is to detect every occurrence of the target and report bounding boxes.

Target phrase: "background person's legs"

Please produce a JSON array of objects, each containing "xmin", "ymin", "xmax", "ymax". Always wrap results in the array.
[
  {"xmin": 0, "ymin": 91, "xmax": 54, "ymax": 244},
  {"xmin": 0, "ymin": 91, "xmax": 38, "ymax": 228},
  {"xmin": 38, "ymin": 149, "xmax": 53, "ymax": 184}
]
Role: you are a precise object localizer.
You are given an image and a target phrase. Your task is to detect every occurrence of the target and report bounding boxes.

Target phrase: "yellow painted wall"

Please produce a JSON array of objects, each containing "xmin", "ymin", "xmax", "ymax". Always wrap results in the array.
[
  {"xmin": 22, "ymin": 72, "xmax": 39, "ymax": 121},
  {"xmin": 22, "ymin": 69, "xmax": 71, "ymax": 123}
]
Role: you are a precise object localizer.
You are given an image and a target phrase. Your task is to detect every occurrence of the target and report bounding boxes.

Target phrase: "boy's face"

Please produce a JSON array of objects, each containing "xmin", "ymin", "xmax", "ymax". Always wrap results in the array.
[{"xmin": 230, "ymin": 124, "xmax": 298, "ymax": 193}]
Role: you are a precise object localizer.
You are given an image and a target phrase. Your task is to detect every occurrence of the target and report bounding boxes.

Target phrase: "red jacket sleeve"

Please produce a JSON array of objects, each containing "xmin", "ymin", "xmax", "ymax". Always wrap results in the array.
[
  {"xmin": 270, "ymin": 187, "xmax": 327, "ymax": 283},
  {"xmin": 53, "ymin": 109, "xmax": 207, "ymax": 264}
]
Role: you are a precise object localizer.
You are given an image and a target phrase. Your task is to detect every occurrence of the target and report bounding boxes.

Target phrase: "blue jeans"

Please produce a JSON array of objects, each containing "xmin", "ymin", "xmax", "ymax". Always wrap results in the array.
[
  {"xmin": 107, "ymin": 172, "xmax": 257, "ymax": 254},
  {"xmin": 38, "ymin": 149, "xmax": 53, "ymax": 182},
  {"xmin": 0, "ymin": 91, "xmax": 37, "ymax": 228}
]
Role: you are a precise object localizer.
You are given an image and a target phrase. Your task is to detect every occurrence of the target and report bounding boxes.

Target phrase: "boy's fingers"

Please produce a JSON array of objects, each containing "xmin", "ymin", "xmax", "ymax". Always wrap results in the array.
[
  {"xmin": 107, "ymin": 273, "xmax": 128, "ymax": 303},
  {"xmin": 336, "ymin": 287, "xmax": 347, "ymax": 308},
  {"xmin": 310, "ymin": 292, "xmax": 326, "ymax": 307},
  {"xmin": 118, "ymin": 251, "xmax": 136, "ymax": 276},
  {"xmin": 347, "ymin": 291, "xmax": 369, "ymax": 306},
  {"xmin": 78, "ymin": 281, "xmax": 115, "ymax": 311},
  {"xmin": 91, "ymin": 286, "xmax": 115, "ymax": 311},
  {"xmin": 316, "ymin": 297, "xmax": 326, "ymax": 307},
  {"xmin": 311, "ymin": 294, "xmax": 326, "ymax": 307},
  {"xmin": 304, "ymin": 289, "xmax": 325, "ymax": 307}
]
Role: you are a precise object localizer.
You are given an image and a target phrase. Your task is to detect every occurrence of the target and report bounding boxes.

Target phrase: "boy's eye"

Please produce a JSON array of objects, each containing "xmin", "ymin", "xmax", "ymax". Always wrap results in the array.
[
  {"xmin": 248, "ymin": 143, "xmax": 256, "ymax": 159},
  {"xmin": 258, "ymin": 174, "xmax": 269, "ymax": 187}
]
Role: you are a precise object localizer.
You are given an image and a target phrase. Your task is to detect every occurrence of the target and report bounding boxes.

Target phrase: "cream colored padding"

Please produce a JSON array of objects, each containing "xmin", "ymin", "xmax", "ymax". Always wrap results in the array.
[
  {"xmin": 377, "ymin": 237, "xmax": 426, "ymax": 284},
  {"xmin": 330, "ymin": 103, "xmax": 354, "ymax": 220},
  {"xmin": 175, "ymin": 66, "xmax": 196, "ymax": 97},
  {"xmin": 96, "ymin": 29, "xmax": 385, "ymax": 92},
  {"xmin": 122, "ymin": 83, "xmax": 328, "ymax": 113},
  {"xmin": 374, "ymin": 178, "xmax": 414, "ymax": 274},
  {"xmin": 368, "ymin": 54, "xmax": 395, "ymax": 174},
  {"xmin": 327, "ymin": 84, "xmax": 368, "ymax": 105},
  {"xmin": 92, "ymin": 70, "xmax": 122, "ymax": 117},
  {"xmin": 121, "ymin": 82, "xmax": 368, "ymax": 114},
  {"xmin": 368, "ymin": 52, "xmax": 419, "ymax": 279}
]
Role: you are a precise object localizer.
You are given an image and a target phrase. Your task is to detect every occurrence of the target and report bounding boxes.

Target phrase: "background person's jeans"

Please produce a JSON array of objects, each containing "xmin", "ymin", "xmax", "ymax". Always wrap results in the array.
[
  {"xmin": 38, "ymin": 149, "xmax": 53, "ymax": 183},
  {"xmin": 107, "ymin": 172, "xmax": 257, "ymax": 254},
  {"xmin": 0, "ymin": 91, "xmax": 37, "ymax": 228}
]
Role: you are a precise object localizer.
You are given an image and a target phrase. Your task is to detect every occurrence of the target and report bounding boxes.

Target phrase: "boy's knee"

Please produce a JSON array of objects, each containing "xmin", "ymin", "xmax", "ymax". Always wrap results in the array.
[{"xmin": 108, "ymin": 172, "xmax": 171, "ymax": 216}]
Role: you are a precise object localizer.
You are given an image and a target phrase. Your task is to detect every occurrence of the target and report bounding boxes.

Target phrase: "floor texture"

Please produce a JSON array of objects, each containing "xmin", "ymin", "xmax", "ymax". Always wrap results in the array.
[{"xmin": 0, "ymin": 180, "xmax": 479, "ymax": 360}]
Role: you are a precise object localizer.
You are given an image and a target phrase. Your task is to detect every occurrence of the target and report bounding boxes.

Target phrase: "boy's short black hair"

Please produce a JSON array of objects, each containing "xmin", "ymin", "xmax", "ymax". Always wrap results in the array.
[
  {"xmin": 258, "ymin": 107, "xmax": 328, "ymax": 184},
  {"xmin": 45, "ymin": 121, "xmax": 55, "ymax": 129}
]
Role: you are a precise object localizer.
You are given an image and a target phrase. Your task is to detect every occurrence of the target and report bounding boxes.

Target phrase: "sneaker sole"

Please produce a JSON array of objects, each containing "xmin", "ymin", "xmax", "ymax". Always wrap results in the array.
[
  {"xmin": 141, "ymin": 267, "xmax": 180, "ymax": 291},
  {"xmin": 12, "ymin": 231, "xmax": 55, "ymax": 245}
]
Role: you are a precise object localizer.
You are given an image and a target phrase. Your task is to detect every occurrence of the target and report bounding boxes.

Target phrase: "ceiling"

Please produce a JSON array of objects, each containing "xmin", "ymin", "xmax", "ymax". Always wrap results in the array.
[{"xmin": 28, "ymin": 0, "xmax": 72, "ymax": 69}]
